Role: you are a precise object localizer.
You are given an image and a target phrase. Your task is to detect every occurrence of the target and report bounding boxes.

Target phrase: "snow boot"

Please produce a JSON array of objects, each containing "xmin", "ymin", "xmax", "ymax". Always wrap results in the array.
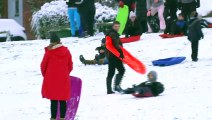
[
  {"xmin": 114, "ymin": 74, "xmax": 124, "ymax": 93},
  {"xmin": 106, "ymin": 76, "xmax": 115, "ymax": 94}
]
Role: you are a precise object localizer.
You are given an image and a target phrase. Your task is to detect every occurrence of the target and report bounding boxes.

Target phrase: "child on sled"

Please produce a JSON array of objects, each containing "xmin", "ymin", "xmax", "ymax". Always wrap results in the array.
[
  {"xmin": 123, "ymin": 71, "xmax": 164, "ymax": 97},
  {"xmin": 164, "ymin": 13, "xmax": 187, "ymax": 36},
  {"xmin": 80, "ymin": 38, "xmax": 108, "ymax": 65}
]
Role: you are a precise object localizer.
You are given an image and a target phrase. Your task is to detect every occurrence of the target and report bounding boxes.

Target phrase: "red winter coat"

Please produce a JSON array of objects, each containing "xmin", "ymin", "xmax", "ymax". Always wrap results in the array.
[{"xmin": 41, "ymin": 44, "xmax": 73, "ymax": 100}]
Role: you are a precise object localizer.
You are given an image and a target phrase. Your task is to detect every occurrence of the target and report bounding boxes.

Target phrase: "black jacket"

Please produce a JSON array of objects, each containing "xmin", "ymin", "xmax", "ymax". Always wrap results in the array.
[
  {"xmin": 188, "ymin": 18, "xmax": 203, "ymax": 41},
  {"xmin": 78, "ymin": 0, "xmax": 95, "ymax": 12},
  {"xmin": 135, "ymin": 0, "xmax": 147, "ymax": 21},
  {"xmin": 106, "ymin": 29, "xmax": 123, "ymax": 57},
  {"xmin": 126, "ymin": 18, "xmax": 142, "ymax": 37},
  {"xmin": 66, "ymin": 0, "xmax": 82, "ymax": 8}
]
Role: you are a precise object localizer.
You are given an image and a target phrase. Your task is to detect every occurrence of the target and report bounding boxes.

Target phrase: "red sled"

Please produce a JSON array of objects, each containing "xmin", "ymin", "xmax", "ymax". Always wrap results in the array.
[
  {"xmin": 120, "ymin": 35, "xmax": 141, "ymax": 43},
  {"xmin": 208, "ymin": 24, "xmax": 212, "ymax": 28},
  {"xmin": 106, "ymin": 36, "xmax": 146, "ymax": 74},
  {"xmin": 159, "ymin": 34, "xmax": 184, "ymax": 38}
]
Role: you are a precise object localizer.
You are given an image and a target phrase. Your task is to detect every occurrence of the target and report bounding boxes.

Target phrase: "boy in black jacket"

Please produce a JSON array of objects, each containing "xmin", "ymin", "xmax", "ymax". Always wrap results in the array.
[
  {"xmin": 125, "ymin": 12, "xmax": 142, "ymax": 37},
  {"xmin": 106, "ymin": 21, "xmax": 125, "ymax": 94},
  {"xmin": 188, "ymin": 11, "xmax": 204, "ymax": 62},
  {"xmin": 79, "ymin": 38, "xmax": 108, "ymax": 65},
  {"xmin": 123, "ymin": 71, "xmax": 164, "ymax": 97},
  {"xmin": 164, "ymin": 13, "xmax": 187, "ymax": 35}
]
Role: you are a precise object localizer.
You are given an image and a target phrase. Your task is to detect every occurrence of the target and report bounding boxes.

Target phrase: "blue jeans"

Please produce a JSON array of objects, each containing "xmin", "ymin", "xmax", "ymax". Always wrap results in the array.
[{"xmin": 68, "ymin": 8, "xmax": 81, "ymax": 36}]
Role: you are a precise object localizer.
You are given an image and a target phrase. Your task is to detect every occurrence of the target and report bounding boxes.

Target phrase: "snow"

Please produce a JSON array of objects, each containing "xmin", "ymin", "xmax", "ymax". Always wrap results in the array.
[
  {"xmin": 1, "ymin": 27, "xmax": 212, "ymax": 120},
  {"xmin": 0, "ymin": 19, "xmax": 27, "ymax": 39},
  {"xmin": 197, "ymin": 0, "xmax": 212, "ymax": 16}
]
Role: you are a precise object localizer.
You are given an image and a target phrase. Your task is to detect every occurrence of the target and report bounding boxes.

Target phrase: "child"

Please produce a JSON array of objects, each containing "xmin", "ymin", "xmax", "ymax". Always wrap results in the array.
[
  {"xmin": 125, "ymin": 11, "xmax": 142, "ymax": 38},
  {"xmin": 41, "ymin": 32, "xmax": 73, "ymax": 120},
  {"xmin": 164, "ymin": 13, "xmax": 187, "ymax": 36},
  {"xmin": 123, "ymin": 71, "xmax": 164, "ymax": 97},
  {"xmin": 188, "ymin": 11, "xmax": 204, "ymax": 62},
  {"xmin": 80, "ymin": 38, "xmax": 108, "ymax": 65}
]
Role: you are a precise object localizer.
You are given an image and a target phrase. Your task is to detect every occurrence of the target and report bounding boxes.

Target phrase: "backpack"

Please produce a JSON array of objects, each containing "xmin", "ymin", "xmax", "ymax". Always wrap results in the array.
[{"xmin": 147, "ymin": 16, "xmax": 160, "ymax": 33}]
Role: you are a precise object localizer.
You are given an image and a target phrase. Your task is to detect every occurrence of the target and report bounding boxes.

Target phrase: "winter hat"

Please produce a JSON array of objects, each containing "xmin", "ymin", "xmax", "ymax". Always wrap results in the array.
[
  {"xmin": 147, "ymin": 71, "xmax": 158, "ymax": 82},
  {"xmin": 129, "ymin": 11, "xmax": 136, "ymax": 18},
  {"xmin": 50, "ymin": 32, "xmax": 61, "ymax": 44},
  {"xmin": 190, "ymin": 11, "xmax": 198, "ymax": 18}
]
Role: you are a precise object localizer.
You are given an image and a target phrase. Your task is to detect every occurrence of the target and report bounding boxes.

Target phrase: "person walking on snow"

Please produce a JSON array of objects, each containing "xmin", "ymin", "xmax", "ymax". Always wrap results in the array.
[
  {"xmin": 66, "ymin": 0, "xmax": 82, "ymax": 37},
  {"xmin": 106, "ymin": 21, "xmax": 125, "ymax": 94},
  {"xmin": 178, "ymin": 0, "xmax": 200, "ymax": 21},
  {"xmin": 187, "ymin": 11, "xmax": 204, "ymax": 62},
  {"xmin": 147, "ymin": 0, "xmax": 166, "ymax": 31},
  {"xmin": 41, "ymin": 32, "xmax": 73, "ymax": 120},
  {"xmin": 77, "ymin": 0, "xmax": 96, "ymax": 36}
]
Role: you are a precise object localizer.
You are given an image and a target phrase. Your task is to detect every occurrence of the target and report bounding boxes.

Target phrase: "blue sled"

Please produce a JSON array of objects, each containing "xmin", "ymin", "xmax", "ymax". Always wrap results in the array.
[{"xmin": 152, "ymin": 57, "xmax": 186, "ymax": 66}]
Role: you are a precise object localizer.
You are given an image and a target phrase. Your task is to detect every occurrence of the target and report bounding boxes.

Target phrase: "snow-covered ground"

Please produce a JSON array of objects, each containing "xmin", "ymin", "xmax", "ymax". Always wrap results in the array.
[{"xmin": 0, "ymin": 28, "xmax": 212, "ymax": 120}]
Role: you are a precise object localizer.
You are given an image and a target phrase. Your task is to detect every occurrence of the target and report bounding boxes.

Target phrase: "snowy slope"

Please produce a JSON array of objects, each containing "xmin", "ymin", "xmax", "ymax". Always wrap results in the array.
[{"xmin": 0, "ymin": 28, "xmax": 212, "ymax": 120}]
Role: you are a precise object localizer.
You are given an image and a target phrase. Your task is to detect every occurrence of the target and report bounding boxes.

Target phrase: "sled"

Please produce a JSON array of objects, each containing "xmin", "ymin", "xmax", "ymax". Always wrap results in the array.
[
  {"xmin": 120, "ymin": 35, "xmax": 141, "ymax": 43},
  {"xmin": 152, "ymin": 57, "xmax": 186, "ymax": 66},
  {"xmin": 159, "ymin": 34, "xmax": 184, "ymax": 38},
  {"xmin": 106, "ymin": 36, "xmax": 146, "ymax": 74},
  {"xmin": 208, "ymin": 24, "xmax": 212, "ymax": 28},
  {"xmin": 132, "ymin": 87, "xmax": 153, "ymax": 98},
  {"xmin": 56, "ymin": 76, "xmax": 82, "ymax": 120},
  {"xmin": 116, "ymin": 5, "xmax": 129, "ymax": 35}
]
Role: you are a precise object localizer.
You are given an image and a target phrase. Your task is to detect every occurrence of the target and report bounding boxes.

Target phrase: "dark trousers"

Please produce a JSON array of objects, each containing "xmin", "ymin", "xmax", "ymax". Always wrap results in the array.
[
  {"xmin": 140, "ymin": 20, "xmax": 148, "ymax": 33},
  {"xmin": 50, "ymin": 100, "xmax": 67, "ymax": 119},
  {"xmin": 182, "ymin": 1, "xmax": 196, "ymax": 21},
  {"xmin": 191, "ymin": 40, "xmax": 199, "ymax": 60},
  {"xmin": 169, "ymin": 6, "xmax": 177, "ymax": 20},
  {"xmin": 79, "ymin": 9, "xmax": 95, "ymax": 36},
  {"xmin": 106, "ymin": 55, "xmax": 125, "ymax": 92}
]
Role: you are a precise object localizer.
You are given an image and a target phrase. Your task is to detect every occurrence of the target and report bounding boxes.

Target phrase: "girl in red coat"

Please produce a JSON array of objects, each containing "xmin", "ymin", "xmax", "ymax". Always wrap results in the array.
[{"xmin": 41, "ymin": 32, "xmax": 73, "ymax": 120}]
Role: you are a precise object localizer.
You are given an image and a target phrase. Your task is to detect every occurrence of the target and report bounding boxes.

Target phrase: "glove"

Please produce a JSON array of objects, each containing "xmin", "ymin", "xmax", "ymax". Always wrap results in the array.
[
  {"xmin": 119, "ymin": 1, "xmax": 124, "ymax": 8},
  {"xmin": 201, "ymin": 35, "xmax": 204, "ymax": 39},
  {"xmin": 119, "ymin": 52, "xmax": 124, "ymax": 59}
]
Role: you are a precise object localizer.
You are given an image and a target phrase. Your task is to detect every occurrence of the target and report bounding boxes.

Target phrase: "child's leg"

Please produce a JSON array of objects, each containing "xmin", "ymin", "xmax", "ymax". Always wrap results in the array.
[
  {"xmin": 50, "ymin": 100, "xmax": 58, "ymax": 119},
  {"xmin": 60, "ymin": 101, "xmax": 67, "ymax": 118},
  {"xmin": 157, "ymin": 4, "xmax": 166, "ymax": 30},
  {"xmin": 191, "ymin": 40, "xmax": 199, "ymax": 61}
]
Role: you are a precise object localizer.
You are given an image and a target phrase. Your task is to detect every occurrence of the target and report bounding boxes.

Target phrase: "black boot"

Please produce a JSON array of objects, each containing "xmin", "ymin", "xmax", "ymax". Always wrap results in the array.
[
  {"xmin": 106, "ymin": 77, "xmax": 115, "ymax": 94},
  {"xmin": 114, "ymin": 74, "xmax": 124, "ymax": 93},
  {"xmin": 79, "ymin": 55, "xmax": 85, "ymax": 64}
]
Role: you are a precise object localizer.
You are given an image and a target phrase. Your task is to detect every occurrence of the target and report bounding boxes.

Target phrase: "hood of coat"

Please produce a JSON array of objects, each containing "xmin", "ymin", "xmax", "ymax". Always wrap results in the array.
[{"xmin": 45, "ymin": 44, "xmax": 69, "ymax": 57}]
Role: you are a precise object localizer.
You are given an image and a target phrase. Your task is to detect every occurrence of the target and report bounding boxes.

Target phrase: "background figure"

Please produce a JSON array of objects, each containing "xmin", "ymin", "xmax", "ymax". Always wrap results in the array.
[
  {"xmin": 118, "ymin": 0, "xmax": 136, "ymax": 12},
  {"xmin": 178, "ymin": 0, "xmax": 200, "ymax": 21},
  {"xmin": 187, "ymin": 11, "xmax": 204, "ymax": 62},
  {"xmin": 78, "ymin": 0, "xmax": 96, "ymax": 36},
  {"xmin": 66, "ymin": 0, "xmax": 81, "ymax": 37},
  {"xmin": 125, "ymin": 12, "xmax": 142, "ymax": 37},
  {"xmin": 135, "ymin": 0, "xmax": 148, "ymax": 33},
  {"xmin": 147, "ymin": 0, "xmax": 166, "ymax": 31},
  {"xmin": 164, "ymin": 0, "xmax": 178, "ymax": 20}
]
